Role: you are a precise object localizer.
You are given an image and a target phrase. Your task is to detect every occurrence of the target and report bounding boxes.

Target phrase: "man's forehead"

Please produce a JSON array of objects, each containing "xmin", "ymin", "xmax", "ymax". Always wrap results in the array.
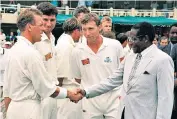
[
  {"xmin": 102, "ymin": 21, "xmax": 112, "ymax": 24},
  {"xmin": 170, "ymin": 26, "xmax": 177, "ymax": 32},
  {"xmin": 42, "ymin": 15, "xmax": 56, "ymax": 19}
]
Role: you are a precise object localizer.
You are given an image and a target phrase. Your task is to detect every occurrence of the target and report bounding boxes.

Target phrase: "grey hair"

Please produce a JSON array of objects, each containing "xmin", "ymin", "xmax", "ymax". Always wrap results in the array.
[
  {"xmin": 17, "ymin": 8, "xmax": 42, "ymax": 31},
  {"xmin": 62, "ymin": 17, "xmax": 81, "ymax": 34},
  {"xmin": 80, "ymin": 13, "xmax": 100, "ymax": 26},
  {"xmin": 73, "ymin": 6, "xmax": 90, "ymax": 18},
  {"xmin": 160, "ymin": 36, "xmax": 168, "ymax": 41}
]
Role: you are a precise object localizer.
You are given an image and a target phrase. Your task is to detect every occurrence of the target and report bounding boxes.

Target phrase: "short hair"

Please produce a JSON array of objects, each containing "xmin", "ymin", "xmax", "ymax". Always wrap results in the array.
[
  {"xmin": 131, "ymin": 22, "xmax": 155, "ymax": 42},
  {"xmin": 37, "ymin": 2, "xmax": 58, "ymax": 16},
  {"xmin": 80, "ymin": 13, "xmax": 100, "ymax": 26},
  {"xmin": 101, "ymin": 16, "xmax": 112, "ymax": 23},
  {"xmin": 102, "ymin": 31, "xmax": 115, "ymax": 39},
  {"xmin": 17, "ymin": 8, "xmax": 42, "ymax": 31},
  {"xmin": 116, "ymin": 33, "xmax": 128, "ymax": 44},
  {"xmin": 73, "ymin": 6, "xmax": 90, "ymax": 18},
  {"xmin": 62, "ymin": 17, "xmax": 81, "ymax": 34},
  {"xmin": 160, "ymin": 36, "xmax": 168, "ymax": 42}
]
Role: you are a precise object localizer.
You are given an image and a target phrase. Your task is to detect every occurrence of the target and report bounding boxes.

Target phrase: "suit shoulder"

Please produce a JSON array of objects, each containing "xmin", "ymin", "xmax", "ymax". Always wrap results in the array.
[
  {"xmin": 172, "ymin": 44, "xmax": 177, "ymax": 50},
  {"xmin": 156, "ymin": 48, "xmax": 172, "ymax": 62}
]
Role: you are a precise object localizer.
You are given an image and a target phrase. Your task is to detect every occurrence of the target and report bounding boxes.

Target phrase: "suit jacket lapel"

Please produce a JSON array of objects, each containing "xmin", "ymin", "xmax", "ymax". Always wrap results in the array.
[
  {"xmin": 126, "ymin": 46, "xmax": 156, "ymax": 92},
  {"xmin": 123, "ymin": 53, "xmax": 136, "ymax": 92}
]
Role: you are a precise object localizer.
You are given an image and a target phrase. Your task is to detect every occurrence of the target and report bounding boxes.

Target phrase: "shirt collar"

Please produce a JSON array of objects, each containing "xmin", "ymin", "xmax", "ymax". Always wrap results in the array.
[
  {"xmin": 63, "ymin": 33, "xmax": 76, "ymax": 47},
  {"xmin": 41, "ymin": 32, "xmax": 55, "ymax": 42},
  {"xmin": 79, "ymin": 35, "xmax": 108, "ymax": 49},
  {"xmin": 17, "ymin": 36, "xmax": 34, "ymax": 47}
]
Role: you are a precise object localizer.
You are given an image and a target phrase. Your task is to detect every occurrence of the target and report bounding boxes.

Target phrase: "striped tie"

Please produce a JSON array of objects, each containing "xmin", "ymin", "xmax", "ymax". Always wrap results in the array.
[{"xmin": 128, "ymin": 53, "xmax": 142, "ymax": 86}]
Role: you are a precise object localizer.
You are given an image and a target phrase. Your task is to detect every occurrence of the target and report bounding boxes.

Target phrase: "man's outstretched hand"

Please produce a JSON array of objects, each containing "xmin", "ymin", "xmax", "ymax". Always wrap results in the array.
[{"xmin": 67, "ymin": 88, "xmax": 86, "ymax": 103}]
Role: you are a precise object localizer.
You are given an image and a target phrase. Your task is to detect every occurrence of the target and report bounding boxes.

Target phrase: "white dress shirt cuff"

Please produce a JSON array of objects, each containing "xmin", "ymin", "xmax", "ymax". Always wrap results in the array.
[{"xmin": 55, "ymin": 87, "xmax": 67, "ymax": 99}]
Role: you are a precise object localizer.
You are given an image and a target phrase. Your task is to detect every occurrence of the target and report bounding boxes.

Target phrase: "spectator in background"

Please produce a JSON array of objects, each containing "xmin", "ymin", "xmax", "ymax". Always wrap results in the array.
[
  {"xmin": 170, "ymin": 23, "xmax": 177, "ymax": 119},
  {"xmin": 158, "ymin": 36, "xmax": 170, "ymax": 55},
  {"xmin": 102, "ymin": 31, "xmax": 116, "ymax": 39},
  {"xmin": 9, "ymin": 32, "xmax": 16, "ymax": 43},
  {"xmin": 58, "ymin": 5, "xmax": 90, "ymax": 44},
  {"xmin": 73, "ymin": 5, "xmax": 90, "ymax": 22},
  {"xmin": 123, "ymin": 31, "xmax": 133, "ymax": 56},
  {"xmin": 3, "ymin": 42, "xmax": 12, "ymax": 49},
  {"xmin": 160, "ymin": 36, "xmax": 168, "ymax": 46},
  {"xmin": 116, "ymin": 33, "xmax": 128, "ymax": 48},
  {"xmin": 152, "ymin": 34, "xmax": 158, "ymax": 46},
  {"xmin": 169, "ymin": 23, "xmax": 177, "ymax": 119},
  {"xmin": 100, "ymin": 16, "xmax": 112, "ymax": 33}
]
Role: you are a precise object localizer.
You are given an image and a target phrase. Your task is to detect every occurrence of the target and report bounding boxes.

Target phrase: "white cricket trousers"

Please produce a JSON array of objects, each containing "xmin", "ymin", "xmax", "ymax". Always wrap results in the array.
[
  {"xmin": 6, "ymin": 100, "xmax": 40, "ymax": 119},
  {"xmin": 82, "ymin": 89, "xmax": 121, "ymax": 119},
  {"xmin": 57, "ymin": 83, "xmax": 83, "ymax": 119},
  {"xmin": 41, "ymin": 97, "xmax": 58, "ymax": 119}
]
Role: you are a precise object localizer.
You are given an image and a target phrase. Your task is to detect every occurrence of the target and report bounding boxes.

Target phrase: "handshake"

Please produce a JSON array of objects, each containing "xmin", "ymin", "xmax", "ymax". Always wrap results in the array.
[{"xmin": 67, "ymin": 88, "xmax": 86, "ymax": 103}]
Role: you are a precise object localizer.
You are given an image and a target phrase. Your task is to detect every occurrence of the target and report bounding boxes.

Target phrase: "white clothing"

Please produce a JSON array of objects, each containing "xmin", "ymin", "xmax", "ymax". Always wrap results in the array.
[
  {"xmin": 71, "ymin": 37, "xmax": 124, "ymax": 88},
  {"xmin": 0, "ymin": 48, "xmax": 9, "ymax": 99},
  {"xmin": 0, "ymin": 48, "xmax": 9, "ymax": 87},
  {"xmin": 85, "ymin": 44, "xmax": 174, "ymax": 119},
  {"xmin": 3, "ymin": 36, "xmax": 56, "ymax": 100},
  {"xmin": 78, "ymin": 35, "xmax": 87, "ymax": 44},
  {"xmin": 34, "ymin": 33, "xmax": 58, "ymax": 85},
  {"xmin": 56, "ymin": 33, "xmax": 79, "ymax": 85},
  {"xmin": 57, "ymin": 84, "xmax": 83, "ymax": 119},
  {"xmin": 3, "ymin": 36, "xmax": 57, "ymax": 119},
  {"xmin": 34, "ymin": 33, "xmax": 58, "ymax": 119},
  {"xmin": 7, "ymin": 100, "xmax": 40, "ymax": 119},
  {"xmin": 70, "ymin": 36, "xmax": 124, "ymax": 119},
  {"xmin": 56, "ymin": 33, "xmax": 82, "ymax": 119}
]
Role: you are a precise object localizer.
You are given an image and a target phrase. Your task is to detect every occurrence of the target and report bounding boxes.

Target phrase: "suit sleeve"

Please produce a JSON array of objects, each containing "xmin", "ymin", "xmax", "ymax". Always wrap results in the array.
[
  {"xmin": 171, "ymin": 45, "xmax": 176, "ymax": 72},
  {"xmin": 86, "ymin": 58, "xmax": 125, "ymax": 98},
  {"xmin": 156, "ymin": 56, "xmax": 174, "ymax": 119}
]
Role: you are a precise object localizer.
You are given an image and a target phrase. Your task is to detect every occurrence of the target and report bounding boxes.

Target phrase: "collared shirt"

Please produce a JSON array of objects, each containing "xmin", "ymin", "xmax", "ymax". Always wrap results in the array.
[
  {"xmin": 3, "ymin": 36, "xmax": 56, "ymax": 101},
  {"xmin": 34, "ymin": 33, "xmax": 58, "ymax": 84},
  {"xmin": 70, "ymin": 36, "xmax": 124, "ymax": 88},
  {"xmin": 56, "ymin": 33, "xmax": 79, "ymax": 85}
]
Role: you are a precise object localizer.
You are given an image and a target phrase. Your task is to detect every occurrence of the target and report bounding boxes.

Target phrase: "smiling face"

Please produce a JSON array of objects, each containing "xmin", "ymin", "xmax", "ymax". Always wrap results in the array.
[{"xmin": 42, "ymin": 15, "xmax": 56, "ymax": 34}]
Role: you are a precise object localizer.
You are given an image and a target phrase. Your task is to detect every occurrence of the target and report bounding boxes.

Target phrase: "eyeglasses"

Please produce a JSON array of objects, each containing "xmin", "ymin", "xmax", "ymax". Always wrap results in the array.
[{"xmin": 130, "ymin": 35, "xmax": 146, "ymax": 42}]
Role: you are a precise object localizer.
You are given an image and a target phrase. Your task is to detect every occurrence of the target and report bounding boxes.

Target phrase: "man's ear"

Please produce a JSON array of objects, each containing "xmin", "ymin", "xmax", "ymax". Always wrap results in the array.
[
  {"xmin": 27, "ymin": 23, "xmax": 32, "ymax": 32},
  {"xmin": 145, "ymin": 35, "xmax": 150, "ymax": 43}
]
